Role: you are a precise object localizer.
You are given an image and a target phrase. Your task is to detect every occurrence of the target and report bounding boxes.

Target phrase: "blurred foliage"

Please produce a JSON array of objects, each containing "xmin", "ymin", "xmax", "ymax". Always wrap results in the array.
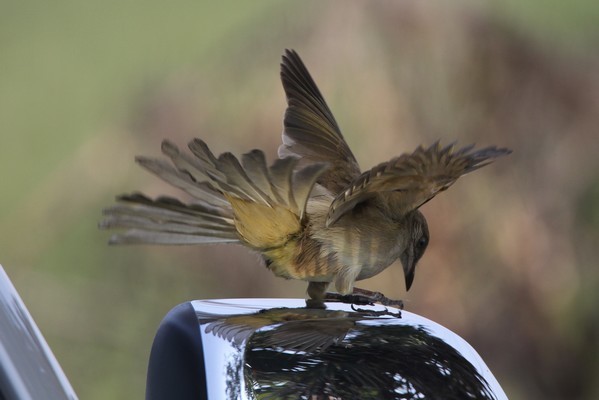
[{"xmin": 1, "ymin": 1, "xmax": 598, "ymax": 399}]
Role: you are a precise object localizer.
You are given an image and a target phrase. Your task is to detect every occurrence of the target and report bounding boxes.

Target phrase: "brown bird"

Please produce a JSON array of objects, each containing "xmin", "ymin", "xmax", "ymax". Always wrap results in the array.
[{"xmin": 101, "ymin": 49, "xmax": 510, "ymax": 306}]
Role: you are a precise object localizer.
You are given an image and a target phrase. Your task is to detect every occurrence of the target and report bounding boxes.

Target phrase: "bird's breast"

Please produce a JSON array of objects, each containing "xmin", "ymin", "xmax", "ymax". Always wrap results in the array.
[{"xmin": 262, "ymin": 235, "xmax": 338, "ymax": 282}]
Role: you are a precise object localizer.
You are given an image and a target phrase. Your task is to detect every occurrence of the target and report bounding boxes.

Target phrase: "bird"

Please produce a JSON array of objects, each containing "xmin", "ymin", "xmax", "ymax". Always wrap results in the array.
[{"xmin": 101, "ymin": 49, "xmax": 511, "ymax": 306}]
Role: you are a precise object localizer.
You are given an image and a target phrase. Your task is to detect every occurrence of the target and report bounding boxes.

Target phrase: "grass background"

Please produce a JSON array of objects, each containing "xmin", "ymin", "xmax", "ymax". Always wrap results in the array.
[{"xmin": 1, "ymin": 1, "xmax": 598, "ymax": 398}]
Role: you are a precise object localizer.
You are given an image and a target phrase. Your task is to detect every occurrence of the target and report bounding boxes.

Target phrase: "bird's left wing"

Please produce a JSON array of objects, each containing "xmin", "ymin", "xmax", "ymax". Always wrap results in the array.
[
  {"xmin": 326, "ymin": 142, "xmax": 511, "ymax": 226},
  {"xmin": 279, "ymin": 49, "xmax": 361, "ymax": 194}
]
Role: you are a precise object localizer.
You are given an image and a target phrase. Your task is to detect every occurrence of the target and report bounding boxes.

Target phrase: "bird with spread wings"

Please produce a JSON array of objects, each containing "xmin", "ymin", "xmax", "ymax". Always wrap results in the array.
[{"xmin": 101, "ymin": 49, "xmax": 510, "ymax": 306}]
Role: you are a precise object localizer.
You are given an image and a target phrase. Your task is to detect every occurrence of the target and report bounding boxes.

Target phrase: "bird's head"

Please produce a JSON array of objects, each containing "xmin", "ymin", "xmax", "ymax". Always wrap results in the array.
[{"xmin": 399, "ymin": 210, "xmax": 429, "ymax": 291}]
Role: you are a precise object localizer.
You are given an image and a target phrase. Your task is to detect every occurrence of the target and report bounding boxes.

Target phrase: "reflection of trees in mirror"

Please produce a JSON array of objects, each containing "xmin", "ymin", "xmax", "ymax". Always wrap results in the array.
[
  {"xmin": 245, "ymin": 324, "xmax": 496, "ymax": 400},
  {"xmin": 198, "ymin": 307, "xmax": 496, "ymax": 399},
  {"xmin": 224, "ymin": 343, "xmax": 244, "ymax": 400}
]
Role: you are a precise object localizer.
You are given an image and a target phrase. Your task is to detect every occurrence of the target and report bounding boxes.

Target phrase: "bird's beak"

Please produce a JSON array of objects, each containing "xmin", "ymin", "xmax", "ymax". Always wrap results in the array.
[
  {"xmin": 400, "ymin": 252, "xmax": 416, "ymax": 291},
  {"xmin": 404, "ymin": 268, "xmax": 415, "ymax": 291}
]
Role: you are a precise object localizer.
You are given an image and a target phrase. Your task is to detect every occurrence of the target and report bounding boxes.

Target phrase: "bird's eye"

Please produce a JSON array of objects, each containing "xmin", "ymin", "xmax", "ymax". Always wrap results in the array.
[{"xmin": 417, "ymin": 236, "xmax": 428, "ymax": 248}]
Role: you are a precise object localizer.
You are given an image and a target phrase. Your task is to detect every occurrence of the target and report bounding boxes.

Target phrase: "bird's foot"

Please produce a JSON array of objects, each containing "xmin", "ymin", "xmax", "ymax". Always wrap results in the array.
[
  {"xmin": 323, "ymin": 288, "xmax": 404, "ymax": 309},
  {"xmin": 352, "ymin": 287, "xmax": 404, "ymax": 309},
  {"xmin": 323, "ymin": 292, "xmax": 373, "ymax": 305},
  {"xmin": 350, "ymin": 304, "xmax": 402, "ymax": 318}
]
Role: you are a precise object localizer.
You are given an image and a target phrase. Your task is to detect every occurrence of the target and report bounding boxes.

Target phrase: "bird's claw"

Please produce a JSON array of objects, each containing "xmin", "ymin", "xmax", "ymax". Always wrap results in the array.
[
  {"xmin": 322, "ymin": 288, "xmax": 404, "ymax": 310},
  {"xmin": 350, "ymin": 304, "xmax": 402, "ymax": 318}
]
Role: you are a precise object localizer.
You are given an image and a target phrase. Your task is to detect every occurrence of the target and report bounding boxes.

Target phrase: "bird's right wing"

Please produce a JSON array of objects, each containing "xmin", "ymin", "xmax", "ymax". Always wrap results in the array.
[
  {"xmin": 326, "ymin": 142, "xmax": 511, "ymax": 226},
  {"xmin": 279, "ymin": 49, "xmax": 361, "ymax": 194}
]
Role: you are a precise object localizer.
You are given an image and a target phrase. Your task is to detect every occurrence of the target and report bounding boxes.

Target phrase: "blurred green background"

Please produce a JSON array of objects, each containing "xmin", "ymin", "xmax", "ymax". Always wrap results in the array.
[{"xmin": 1, "ymin": 1, "xmax": 598, "ymax": 399}]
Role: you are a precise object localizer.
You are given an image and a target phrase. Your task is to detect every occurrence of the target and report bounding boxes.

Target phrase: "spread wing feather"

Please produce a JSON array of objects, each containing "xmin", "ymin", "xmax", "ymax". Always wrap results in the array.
[
  {"xmin": 241, "ymin": 150, "xmax": 278, "ymax": 201},
  {"xmin": 101, "ymin": 138, "xmax": 328, "ymax": 248},
  {"xmin": 279, "ymin": 49, "xmax": 361, "ymax": 193},
  {"xmin": 134, "ymin": 156, "xmax": 230, "ymax": 211},
  {"xmin": 101, "ymin": 194, "xmax": 238, "ymax": 244},
  {"xmin": 326, "ymin": 142, "xmax": 511, "ymax": 226}
]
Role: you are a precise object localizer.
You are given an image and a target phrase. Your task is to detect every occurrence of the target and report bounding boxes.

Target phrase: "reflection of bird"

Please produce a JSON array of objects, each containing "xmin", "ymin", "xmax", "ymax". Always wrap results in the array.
[
  {"xmin": 201, "ymin": 307, "xmax": 497, "ymax": 399},
  {"xmin": 198, "ymin": 307, "xmax": 363, "ymax": 353},
  {"xmin": 101, "ymin": 49, "xmax": 510, "ymax": 304},
  {"xmin": 200, "ymin": 306, "xmax": 496, "ymax": 400}
]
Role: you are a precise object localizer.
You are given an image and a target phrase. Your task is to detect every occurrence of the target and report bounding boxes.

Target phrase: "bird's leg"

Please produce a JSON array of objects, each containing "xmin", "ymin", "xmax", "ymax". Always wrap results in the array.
[
  {"xmin": 305, "ymin": 281, "xmax": 328, "ymax": 309},
  {"xmin": 324, "ymin": 287, "xmax": 404, "ymax": 309}
]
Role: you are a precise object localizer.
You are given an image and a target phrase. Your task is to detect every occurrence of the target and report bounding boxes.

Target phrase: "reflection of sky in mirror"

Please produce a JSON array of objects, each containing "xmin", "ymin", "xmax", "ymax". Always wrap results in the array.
[
  {"xmin": 200, "ymin": 330, "xmax": 244, "ymax": 399},
  {"xmin": 194, "ymin": 299, "xmax": 507, "ymax": 400}
]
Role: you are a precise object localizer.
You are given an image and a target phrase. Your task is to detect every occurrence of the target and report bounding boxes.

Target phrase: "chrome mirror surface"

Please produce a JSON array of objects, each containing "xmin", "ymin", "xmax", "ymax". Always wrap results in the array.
[{"xmin": 193, "ymin": 298, "xmax": 507, "ymax": 400}]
